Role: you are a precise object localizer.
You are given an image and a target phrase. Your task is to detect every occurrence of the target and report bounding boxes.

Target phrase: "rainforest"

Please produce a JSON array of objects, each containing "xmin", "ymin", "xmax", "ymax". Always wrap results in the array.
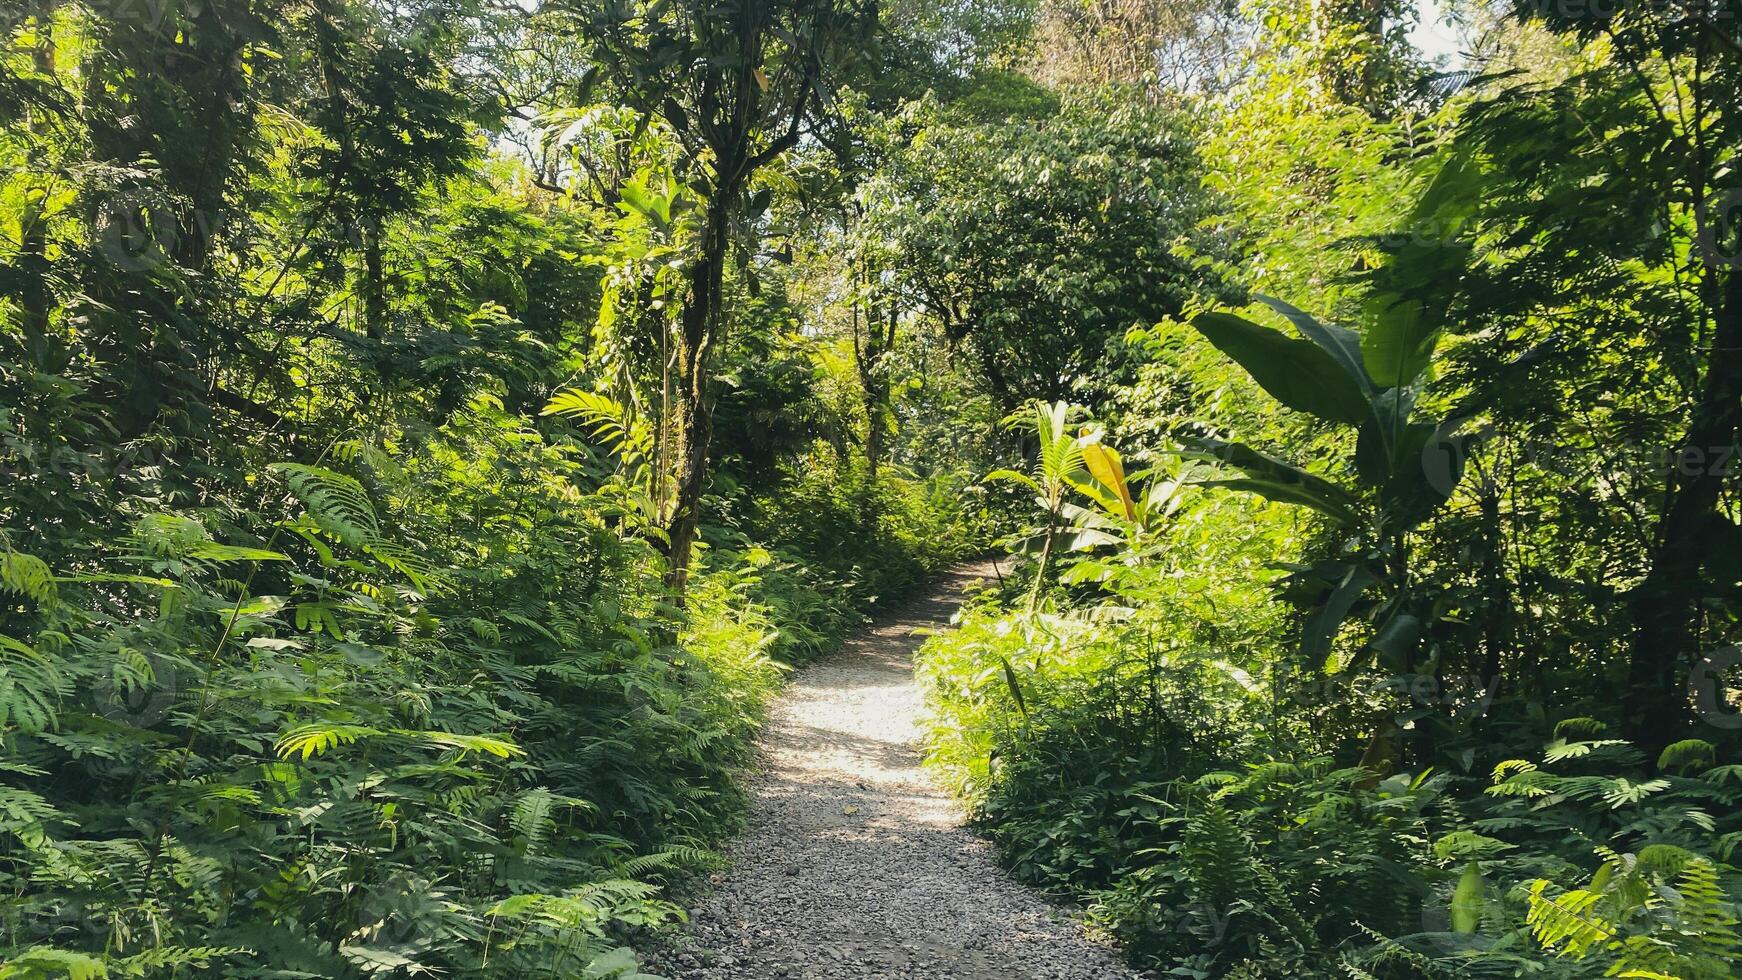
[{"xmin": 2, "ymin": 0, "xmax": 1741, "ymax": 977}]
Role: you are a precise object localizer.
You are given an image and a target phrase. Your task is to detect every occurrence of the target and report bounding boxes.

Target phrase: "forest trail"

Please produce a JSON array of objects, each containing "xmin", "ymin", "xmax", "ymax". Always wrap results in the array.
[{"xmin": 654, "ymin": 561, "xmax": 1142, "ymax": 980}]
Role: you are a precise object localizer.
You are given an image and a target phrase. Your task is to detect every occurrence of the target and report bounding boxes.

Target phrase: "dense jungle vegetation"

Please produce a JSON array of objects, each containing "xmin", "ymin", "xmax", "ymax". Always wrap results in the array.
[{"xmin": 2, "ymin": 0, "xmax": 1741, "ymax": 976}]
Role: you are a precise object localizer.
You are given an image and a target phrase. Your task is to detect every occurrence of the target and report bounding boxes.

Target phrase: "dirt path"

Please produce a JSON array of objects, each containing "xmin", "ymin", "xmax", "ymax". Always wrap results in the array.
[{"xmin": 653, "ymin": 561, "xmax": 1141, "ymax": 980}]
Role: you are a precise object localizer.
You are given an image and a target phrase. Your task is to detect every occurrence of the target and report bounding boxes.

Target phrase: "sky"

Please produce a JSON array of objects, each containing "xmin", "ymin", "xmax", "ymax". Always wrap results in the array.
[{"xmin": 1409, "ymin": 0, "xmax": 1465, "ymax": 66}]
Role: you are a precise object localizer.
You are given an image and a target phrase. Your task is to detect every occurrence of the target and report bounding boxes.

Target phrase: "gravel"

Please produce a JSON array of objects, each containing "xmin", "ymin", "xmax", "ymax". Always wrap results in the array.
[{"xmin": 649, "ymin": 561, "xmax": 1145, "ymax": 980}]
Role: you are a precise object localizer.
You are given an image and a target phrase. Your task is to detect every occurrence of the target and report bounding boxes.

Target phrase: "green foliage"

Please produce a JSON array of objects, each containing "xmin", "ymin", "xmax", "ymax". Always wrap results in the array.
[
  {"xmin": 862, "ymin": 88, "xmax": 1231, "ymax": 412},
  {"xmin": 922, "ymin": 598, "xmax": 1742, "ymax": 977},
  {"xmin": 0, "ymin": 3, "xmax": 981, "ymax": 974},
  {"xmin": 9, "ymin": 0, "xmax": 1742, "ymax": 976},
  {"xmin": 917, "ymin": 5, "xmax": 1742, "ymax": 971},
  {"xmin": 0, "ymin": 411, "xmax": 777, "ymax": 975}
]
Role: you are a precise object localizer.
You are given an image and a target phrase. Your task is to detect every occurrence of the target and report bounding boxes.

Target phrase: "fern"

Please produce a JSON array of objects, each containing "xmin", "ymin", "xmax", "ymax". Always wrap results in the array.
[
  {"xmin": 1659, "ymin": 739, "xmax": 1719, "ymax": 774},
  {"xmin": 1604, "ymin": 778, "xmax": 1671, "ymax": 808},
  {"xmin": 1180, "ymin": 797, "xmax": 1249, "ymax": 916},
  {"xmin": 619, "ymin": 844, "xmax": 717, "ymax": 876},
  {"xmin": 1554, "ymin": 717, "xmax": 1610, "ymax": 739},
  {"xmin": 0, "ymin": 548, "xmax": 55, "ymax": 604},
  {"xmin": 275, "ymin": 724, "xmax": 523, "ymax": 760},
  {"xmin": 272, "ymin": 462, "xmax": 382, "ymax": 546},
  {"xmin": 0, "ymin": 634, "xmax": 71, "ymax": 733},
  {"xmin": 129, "ymin": 514, "xmax": 210, "ymax": 557},
  {"xmin": 543, "ymin": 390, "xmax": 653, "ymax": 470},
  {"xmin": 1342, "ymin": 922, "xmax": 1455, "ymax": 980},
  {"xmin": 0, "ymin": 948, "xmax": 107, "ymax": 980},
  {"xmin": 1672, "ymin": 859, "xmax": 1741, "ymax": 976},
  {"xmin": 274, "ymin": 723, "xmax": 382, "ymax": 759},
  {"xmin": 0, "ymin": 786, "xmax": 64, "ymax": 831},
  {"xmin": 1525, "ymin": 879, "xmax": 1615, "ymax": 957},
  {"xmin": 112, "ymin": 945, "xmax": 251, "ymax": 975}
]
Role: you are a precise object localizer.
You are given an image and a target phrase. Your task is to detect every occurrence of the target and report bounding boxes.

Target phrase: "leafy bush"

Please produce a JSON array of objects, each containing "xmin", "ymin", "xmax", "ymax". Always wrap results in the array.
[
  {"xmin": 920, "ymin": 404, "xmax": 1741, "ymax": 978},
  {"xmin": 738, "ymin": 460, "xmax": 986, "ymax": 627},
  {"xmin": 0, "ymin": 404, "xmax": 871, "ymax": 977},
  {"xmin": 921, "ymin": 608, "xmax": 1742, "ymax": 978}
]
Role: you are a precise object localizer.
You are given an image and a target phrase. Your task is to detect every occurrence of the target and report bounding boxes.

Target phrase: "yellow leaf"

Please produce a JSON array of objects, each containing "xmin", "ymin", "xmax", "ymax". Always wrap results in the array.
[
  {"xmin": 1080, "ymin": 443, "xmax": 1134, "ymax": 521},
  {"xmin": 753, "ymin": 67, "xmax": 770, "ymax": 91}
]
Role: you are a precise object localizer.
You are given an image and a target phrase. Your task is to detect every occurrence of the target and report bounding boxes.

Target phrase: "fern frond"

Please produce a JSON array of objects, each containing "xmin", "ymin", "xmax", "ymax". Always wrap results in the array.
[
  {"xmin": 0, "ymin": 634, "xmax": 71, "ymax": 733},
  {"xmin": 274, "ymin": 723, "xmax": 382, "ymax": 760},
  {"xmin": 1525, "ymin": 879, "xmax": 1614, "ymax": 957},
  {"xmin": 0, "ymin": 549, "xmax": 56, "ymax": 604},
  {"xmin": 543, "ymin": 390, "xmax": 653, "ymax": 469},
  {"xmin": 272, "ymin": 463, "xmax": 381, "ymax": 547},
  {"xmin": 0, "ymin": 947, "xmax": 108, "ymax": 980},
  {"xmin": 1657, "ymin": 739, "xmax": 1717, "ymax": 773},
  {"xmin": 113, "ymin": 945, "xmax": 251, "ymax": 973}
]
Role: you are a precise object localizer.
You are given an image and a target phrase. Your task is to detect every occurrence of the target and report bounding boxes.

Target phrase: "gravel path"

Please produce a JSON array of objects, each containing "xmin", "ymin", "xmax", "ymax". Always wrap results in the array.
[{"xmin": 652, "ymin": 561, "xmax": 1143, "ymax": 980}]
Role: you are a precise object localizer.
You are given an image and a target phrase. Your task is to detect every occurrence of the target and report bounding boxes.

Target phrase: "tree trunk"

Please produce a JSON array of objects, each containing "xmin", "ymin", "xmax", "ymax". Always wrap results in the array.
[
  {"xmin": 19, "ymin": 3, "xmax": 56, "ymax": 375},
  {"xmin": 1626, "ymin": 269, "xmax": 1742, "ymax": 752},
  {"xmin": 362, "ymin": 214, "xmax": 387, "ymax": 343},
  {"xmin": 164, "ymin": 0, "xmax": 243, "ymax": 275},
  {"xmin": 865, "ymin": 399, "xmax": 884, "ymax": 479},
  {"xmin": 856, "ymin": 288, "xmax": 895, "ymax": 480},
  {"xmin": 663, "ymin": 193, "xmax": 732, "ymax": 600}
]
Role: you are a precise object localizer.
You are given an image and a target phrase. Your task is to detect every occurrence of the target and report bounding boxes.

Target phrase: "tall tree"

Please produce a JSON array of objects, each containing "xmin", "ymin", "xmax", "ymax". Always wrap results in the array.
[
  {"xmin": 1308, "ymin": 0, "xmax": 1419, "ymax": 114},
  {"xmin": 865, "ymin": 90, "xmax": 1225, "ymax": 416},
  {"xmin": 1396, "ymin": 1, "xmax": 1742, "ymax": 749},
  {"xmin": 299, "ymin": 0, "xmax": 479, "ymax": 393},
  {"xmin": 1028, "ymin": 0, "xmax": 1252, "ymax": 93},
  {"xmin": 564, "ymin": 0, "xmax": 876, "ymax": 597}
]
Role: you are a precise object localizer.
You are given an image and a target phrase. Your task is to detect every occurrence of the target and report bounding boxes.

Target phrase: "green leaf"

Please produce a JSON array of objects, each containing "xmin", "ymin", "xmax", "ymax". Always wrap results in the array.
[
  {"xmin": 275, "ymin": 724, "xmax": 381, "ymax": 760},
  {"xmin": 1190, "ymin": 312, "xmax": 1371, "ymax": 425},
  {"xmin": 0, "ymin": 947, "xmax": 109, "ymax": 980},
  {"xmin": 998, "ymin": 656, "xmax": 1029, "ymax": 720},
  {"xmin": 1198, "ymin": 478, "xmax": 1360, "ymax": 525},
  {"xmin": 1434, "ymin": 831, "xmax": 1514, "ymax": 861},
  {"xmin": 1361, "ymin": 290, "xmax": 1440, "ymax": 389},
  {"xmin": 0, "ymin": 550, "xmax": 56, "ymax": 604},
  {"xmin": 983, "ymin": 468, "xmax": 1042, "ymax": 494},
  {"xmin": 1305, "ymin": 565, "xmax": 1376, "ymax": 665},
  {"xmin": 1411, "ymin": 147, "xmax": 1481, "ymax": 229},
  {"xmin": 1658, "ymin": 738, "xmax": 1716, "ymax": 773},
  {"xmin": 1251, "ymin": 294, "xmax": 1377, "ymax": 396},
  {"xmin": 189, "ymin": 543, "xmax": 290, "ymax": 563},
  {"xmin": 1368, "ymin": 606, "xmax": 1423, "ymax": 670},
  {"xmin": 1179, "ymin": 436, "xmax": 1362, "ymax": 526},
  {"xmin": 1354, "ymin": 388, "xmax": 1423, "ymax": 488},
  {"xmin": 1451, "ymin": 861, "xmax": 1485, "ymax": 934}
]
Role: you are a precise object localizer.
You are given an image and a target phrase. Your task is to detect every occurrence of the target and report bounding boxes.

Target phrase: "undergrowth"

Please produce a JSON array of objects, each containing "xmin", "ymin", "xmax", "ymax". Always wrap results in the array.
[{"xmin": 0, "ymin": 403, "xmax": 969, "ymax": 978}]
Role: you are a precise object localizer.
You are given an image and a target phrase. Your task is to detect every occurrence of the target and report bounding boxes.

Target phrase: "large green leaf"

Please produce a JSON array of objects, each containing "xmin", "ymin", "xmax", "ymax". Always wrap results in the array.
[
  {"xmin": 1412, "ymin": 147, "xmax": 1481, "ymax": 229},
  {"xmin": 1199, "ymin": 478, "xmax": 1361, "ymax": 526},
  {"xmin": 1360, "ymin": 152, "xmax": 1481, "ymax": 387},
  {"xmin": 1252, "ymin": 294, "xmax": 1377, "ymax": 396},
  {"xmin": 1178, "ymin": 436, "xmax": 1363, "ymax": 526},
  {"xmin": 1451, "ymin": 861, "xmax": 1486, "ymax": 934},
  {"xmin": 1369, "ymin": 607, "xmax": 1424, "ymax": 670},
  {"xmin": 1304, "ymin": 564, "xmax": 1376, "ymax": 664},
  {"xmin": 1384, "ymin": 425, "xmax": 1467, "ymax": 531},
  {"xmin": 1361, "ymin": 291, "xmax": 1441, "ymax": 389},
  {"xmin": 1190, "ymin": 312, "xmax": 1371, "ymax": 425},
  {"xmin": 1353, "ymin": 389, "xmax": 1426, "ymax": 490}
]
